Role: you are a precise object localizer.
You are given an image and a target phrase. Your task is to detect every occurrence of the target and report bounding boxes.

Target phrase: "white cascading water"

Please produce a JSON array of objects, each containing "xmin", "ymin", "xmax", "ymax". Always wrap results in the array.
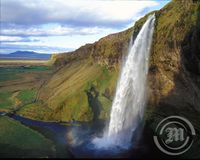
[{"xmin": 93, "ymin": 14, "xmax": 155, "ymax": 149}]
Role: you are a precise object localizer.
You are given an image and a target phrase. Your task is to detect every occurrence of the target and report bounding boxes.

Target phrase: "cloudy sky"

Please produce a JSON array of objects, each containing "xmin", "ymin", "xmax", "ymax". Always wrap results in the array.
[{"xmin": 0, "ymin": 0, "xmax": 170, "ymax": 54}]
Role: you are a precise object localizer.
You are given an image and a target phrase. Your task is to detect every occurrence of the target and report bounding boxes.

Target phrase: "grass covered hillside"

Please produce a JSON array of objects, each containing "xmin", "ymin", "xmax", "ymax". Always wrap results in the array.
[
  {"xmin": 37, "ymin": 60, "xmax": 119, "ymax": 121},
  {"xmin": 0, "ymin": 116, "xmax": 55, "ymax": 158}
]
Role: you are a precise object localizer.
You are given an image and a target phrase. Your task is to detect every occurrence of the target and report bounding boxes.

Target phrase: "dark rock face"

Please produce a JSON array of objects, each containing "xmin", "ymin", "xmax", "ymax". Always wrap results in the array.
[{"xmin": 182, "ymin": 27, "xmax": 200, "ymax": 75}]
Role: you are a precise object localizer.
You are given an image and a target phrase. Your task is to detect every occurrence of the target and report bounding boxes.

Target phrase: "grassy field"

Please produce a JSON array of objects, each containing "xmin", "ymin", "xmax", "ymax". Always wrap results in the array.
[
  {"xmin": 0, "ymin": 64, "xmax": 52, "ymax": 113},
  {"xmin": 17, "ymin": 89, "xmax": 36, "ymax": 104},
  {"xmin": 0, "ymin": 89, "xmax": 37, "ymax": 112},
  {"xmin": 0, "ymin": 92, "xmax": 14, "ymax": 111},
  {"xmin": 0, "ymin": 116, "xmax": 55, "ymax": 158},
  {"xmin": 17, "ymin": 103, "xmax": 52, "ymax": 121},
  {"xmin": 0, "ymin": 66, "xmax": 51, "ymax": 83}
]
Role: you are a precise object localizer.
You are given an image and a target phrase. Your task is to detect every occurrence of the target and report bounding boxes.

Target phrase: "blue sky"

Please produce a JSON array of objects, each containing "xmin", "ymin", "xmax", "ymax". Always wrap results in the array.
[{"xmin": 0, "ymin": 0, "xmax": 170, "ymax": 54}]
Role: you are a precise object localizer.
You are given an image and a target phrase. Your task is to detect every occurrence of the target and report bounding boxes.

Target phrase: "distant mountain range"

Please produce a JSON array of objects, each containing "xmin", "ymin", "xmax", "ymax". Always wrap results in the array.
[{"xmin": 0, "ymin": 51, "xmax": 51, "ymax": 60}]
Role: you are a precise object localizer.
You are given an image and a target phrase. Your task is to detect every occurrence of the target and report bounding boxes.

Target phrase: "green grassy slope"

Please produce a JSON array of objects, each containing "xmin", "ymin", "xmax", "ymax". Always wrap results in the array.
[
  {"xmin": 17, "ymin": 89, "xmax": 36, "ymax": 104},
  {"xmin": 0, "ymin": 116, "xmax": 55, "ymax": 158},
  {"xmin": 37, "ymin": 60, "xmax": 119, "ymax": 121},
  {"xmin": 0, "ymin": 92, "xmax": 14, "ymax": 111}
]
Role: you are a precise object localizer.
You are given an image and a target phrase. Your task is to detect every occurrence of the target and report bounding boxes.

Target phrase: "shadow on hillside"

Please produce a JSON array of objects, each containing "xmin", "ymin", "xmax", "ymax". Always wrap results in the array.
[{"xmin": 85, "ymin": 86, "xmax": 103, "ymax": 122}]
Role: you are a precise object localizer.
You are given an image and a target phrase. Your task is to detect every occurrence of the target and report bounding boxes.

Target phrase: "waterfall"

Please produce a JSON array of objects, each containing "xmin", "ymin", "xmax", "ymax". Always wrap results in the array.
[{"xmin": 93, "ymin": 14, "xmax": 155, "ymax": 149}]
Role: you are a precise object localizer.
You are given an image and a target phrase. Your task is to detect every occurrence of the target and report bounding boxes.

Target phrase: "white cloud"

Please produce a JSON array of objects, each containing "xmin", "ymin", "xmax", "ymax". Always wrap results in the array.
[
  {"xmin": 0, "ymin": 36, "xmax": 38, "ymax": 42},
  {"xmin": 53, "ymin": 0, "xmax": 159, "ymax": 22},
  {"xmin": 1, "ymin": 0, "xmax": 159, "ymax": 27},
  {"xmin": 1, "ymin": 25, "xmax": 116, "ymax": 37},
  {"xmin": 0, "ymin": 0, "xmax": 170, "ymax": 54},
  {"xmin": 0, "ymin": 36, "xmax": 23, "ymax": 42}
]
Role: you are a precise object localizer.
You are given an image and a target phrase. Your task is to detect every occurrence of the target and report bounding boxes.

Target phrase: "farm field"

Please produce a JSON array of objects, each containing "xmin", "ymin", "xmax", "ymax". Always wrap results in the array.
[{"xmin": 0, "ymin": 61, "xmax": 53, "ymax": 113}]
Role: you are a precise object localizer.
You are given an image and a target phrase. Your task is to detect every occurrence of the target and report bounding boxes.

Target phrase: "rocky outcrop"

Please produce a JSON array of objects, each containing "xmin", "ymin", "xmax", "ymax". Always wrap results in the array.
[{"xmin": 52, "ymin": 28, "xmax": 135, "ymax": 69}]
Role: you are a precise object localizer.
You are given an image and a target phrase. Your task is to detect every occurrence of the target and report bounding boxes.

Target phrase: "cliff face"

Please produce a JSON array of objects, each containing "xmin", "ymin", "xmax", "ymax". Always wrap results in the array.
[
  {"xmin": 52, "ymin": 27, "xmax": 133, "ymax": 68},
  {"xmin": 22, "ymin": 0, "xmax": 200, "ymax": 123},
  {"xmin": 51, "ymin": 13, "xmax": 152, "ymax": 69},
  {"xmin": 148, "ymin": 0, "xmax": 200, "ymax": 127}
]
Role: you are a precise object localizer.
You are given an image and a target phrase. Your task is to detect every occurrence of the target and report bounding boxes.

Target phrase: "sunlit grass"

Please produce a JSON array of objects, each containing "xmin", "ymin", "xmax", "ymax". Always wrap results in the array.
[
  {"xmin": 17, "ymin": 90, "xmax": 36, "ymax": 104},
  {"xmin": 0, "ymin": 92, "xmax": 14, "ymax": 110}
]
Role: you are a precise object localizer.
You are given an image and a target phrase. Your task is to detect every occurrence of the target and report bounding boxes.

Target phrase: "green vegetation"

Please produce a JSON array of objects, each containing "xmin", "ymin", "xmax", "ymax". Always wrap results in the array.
[
  {"xmin": 35, "ymin": 60, "xmax": 120, "ymax": 122},
  {"xmin": 17, "ymin": 103, "xmax": 52, "ymax": 121},
  {"xmin": 0, "ymin": 69, "xmax": 20, "ymax": 82},
  {"xmin": 0, "ymin": 65, "xmax": 52, "ymax": 113},
  {"xmin": 23, "ymin": 66, "xmax": 51, "ymax": 72},
  {"xmin": 0, "ymin": 66, "xmax": 51, "ymax": 82},
  {"xmin": 0, "ymin": 66, "xmax": 50, "ymax": 73},
  {"xmin": 0, "ymin": 116, "xmax": 55, "ymax": 158},
  {"xmin": 0, "ymin": 92, "xmax": 14, "ymax": 110},
  {"xmin": 0, "ymin": 89, "xmax": 37, "ymax": 112},
  {"xmin": 17, "ymin": 89, "xmax": 36, "ymax": 104}
]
